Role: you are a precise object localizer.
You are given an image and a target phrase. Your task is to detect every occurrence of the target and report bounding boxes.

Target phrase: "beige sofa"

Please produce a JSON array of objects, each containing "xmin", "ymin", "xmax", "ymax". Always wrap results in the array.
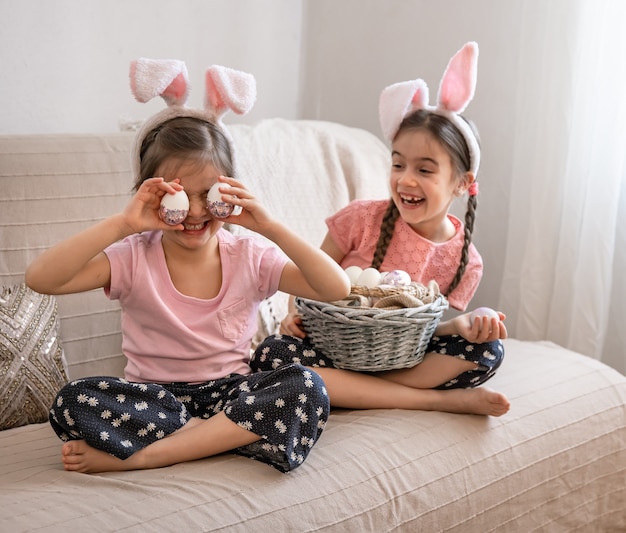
[{"xmin": 1, "ymin": 119, "xmax": 625, "ymax": 532}]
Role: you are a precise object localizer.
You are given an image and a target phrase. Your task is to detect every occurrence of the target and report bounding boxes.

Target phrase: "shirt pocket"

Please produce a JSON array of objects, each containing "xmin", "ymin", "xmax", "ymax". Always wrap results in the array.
[{"xmin": 217, "ymin": 298, "xmax": 250, "ymax": 341}]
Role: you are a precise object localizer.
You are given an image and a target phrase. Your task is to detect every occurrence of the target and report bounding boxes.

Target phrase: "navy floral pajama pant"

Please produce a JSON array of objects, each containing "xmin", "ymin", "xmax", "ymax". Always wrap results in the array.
[
  {"xmin": 251, "ymin": 334, "xmax": 504, "ymax": 389},
  {"xmin": 49, "ymin": 363, "xmax": 329, "ymax": 473}
]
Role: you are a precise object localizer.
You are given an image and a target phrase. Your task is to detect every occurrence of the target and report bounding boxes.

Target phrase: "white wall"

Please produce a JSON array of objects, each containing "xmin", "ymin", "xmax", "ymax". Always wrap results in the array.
[{"xmin": 0, "ymin": 0, "xmax": 304, "ymax": 134}]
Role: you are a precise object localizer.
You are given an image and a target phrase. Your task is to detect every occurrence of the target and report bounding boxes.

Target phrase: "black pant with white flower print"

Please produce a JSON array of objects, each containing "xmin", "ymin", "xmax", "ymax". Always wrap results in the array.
[
  {"xmin": 49, "ymin": 363, "xmax": 329, "ymax": 473},
  {"xmin": 251, "ymin": 334, "xmax": 504, "ymax": 389}
]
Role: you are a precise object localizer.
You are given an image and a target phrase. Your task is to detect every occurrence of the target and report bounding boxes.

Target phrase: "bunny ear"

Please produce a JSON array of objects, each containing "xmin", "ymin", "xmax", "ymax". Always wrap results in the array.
[
  {"xmin": 130, "ymin": 58, "xmax": 189, "ymax": 106},
  {"xmin": 205, "ymin": 65, "xmax": 256, "ymax": 120},
  {"xmin": 379, "ymin": 79, "xmax": 429, "ymax": 141},
  {"xmin": 437, "ymin": 41, "xmax": 478, "ymax": 113}
]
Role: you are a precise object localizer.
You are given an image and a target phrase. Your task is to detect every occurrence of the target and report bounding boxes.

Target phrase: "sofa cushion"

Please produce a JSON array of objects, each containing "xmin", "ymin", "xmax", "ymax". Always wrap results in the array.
[{"xmin": 0, "ymin": 283, "xmax": 68, "ymax": 430}]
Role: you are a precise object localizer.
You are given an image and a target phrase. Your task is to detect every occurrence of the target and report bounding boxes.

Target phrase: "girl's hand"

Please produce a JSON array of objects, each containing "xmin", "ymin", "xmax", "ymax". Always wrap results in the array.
[
  {"xmin": 121, "ymin": 178, "xmax": 185, "ymax": 234},
  {"xmin": 449, "ymin": 310, "xmax": 508, "ymax": 343},
  {"xmin": 279, "ymin": 313, "xmax": 307, "ymax": 339},
  {"xmin": 211, "ymin": 176, "xmax": 275, "ymax": 233}
]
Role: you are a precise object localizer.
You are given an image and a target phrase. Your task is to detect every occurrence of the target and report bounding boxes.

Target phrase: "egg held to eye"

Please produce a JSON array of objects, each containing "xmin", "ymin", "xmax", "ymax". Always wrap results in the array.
[
  {"xmin": 159, "ymin": 190, "xmax": 189, "ymax": 225},
  {"xmin": 207, "ymin": 183, "xmax": 242, "ymax": 219}
]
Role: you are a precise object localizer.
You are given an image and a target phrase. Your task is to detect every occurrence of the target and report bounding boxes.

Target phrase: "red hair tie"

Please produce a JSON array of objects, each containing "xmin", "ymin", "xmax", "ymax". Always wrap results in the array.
[{"xmin": 468, "ymin": 182, "xmax": 479, "ymax": 196}]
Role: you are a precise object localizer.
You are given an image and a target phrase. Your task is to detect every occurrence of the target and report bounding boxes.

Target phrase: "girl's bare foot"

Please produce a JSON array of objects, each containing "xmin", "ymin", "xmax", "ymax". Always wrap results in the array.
[
  {"xmin": 59, "ymin": 420, "xmax": 207, "ymax": 473},
  {"xmin": 61, "ymin": 440, "xmax": 135, "ymax": 473},
  {"xmin": 60, "ymin": 418, "xmax": 206, "ymax": 473},
  {"xmin": 431, "ymin": 387, "xmax": 510, "ymax": 416}
]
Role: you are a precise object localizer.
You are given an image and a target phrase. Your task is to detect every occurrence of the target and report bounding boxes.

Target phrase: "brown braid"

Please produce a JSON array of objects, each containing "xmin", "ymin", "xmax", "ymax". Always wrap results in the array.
[
  {"xmin": 370, "ymin": 200, "xmax": 400, "ymax": 271},
  {"xmin": 447, "ymin": 194, "xmax": 477, "ymax": 296}
]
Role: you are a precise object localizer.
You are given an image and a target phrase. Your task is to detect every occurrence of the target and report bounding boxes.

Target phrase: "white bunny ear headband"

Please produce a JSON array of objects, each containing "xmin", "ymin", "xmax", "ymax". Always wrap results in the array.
[
  {"xmin": 129, "ymin": 57, "xmax": 257, "ymax": 177},
  {"xmin": 379, "ymin": 41, "xmax": 480, "ymax": 178}
]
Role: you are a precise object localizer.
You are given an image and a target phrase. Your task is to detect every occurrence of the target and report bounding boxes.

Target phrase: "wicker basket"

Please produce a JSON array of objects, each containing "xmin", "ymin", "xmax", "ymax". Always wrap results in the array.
[{"xmin": 295, "ymin": 282, "xmax": 449, "ymax": 371}]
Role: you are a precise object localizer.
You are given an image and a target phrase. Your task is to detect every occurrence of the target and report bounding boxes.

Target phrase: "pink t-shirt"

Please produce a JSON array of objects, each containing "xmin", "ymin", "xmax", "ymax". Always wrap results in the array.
[
  {"xmin": 326, "ymin": 199, "xmax": 482, "ymax": 310},
  {"xmin": 104, "ymin": 229, "xmax": 288, "ymax": 384}
]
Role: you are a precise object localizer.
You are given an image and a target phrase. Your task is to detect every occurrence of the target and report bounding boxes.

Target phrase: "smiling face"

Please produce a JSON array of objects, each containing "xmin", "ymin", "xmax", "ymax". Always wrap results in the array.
[
  {"xmin": 157, "ymin": 157, "xmax": 224, "ymax": 252},
  {"xmin": 390, "ymin": 129, "xmax": 467, "ymax": 242}
]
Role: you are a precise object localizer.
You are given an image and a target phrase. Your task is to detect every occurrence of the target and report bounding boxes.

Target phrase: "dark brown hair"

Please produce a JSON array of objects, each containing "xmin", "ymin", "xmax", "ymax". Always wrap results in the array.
[
  {"xmin": 370, "ymin": 109, "xmax": 479, "ymax": 296},
  {"xmin": 134, "ymin": 116, "xmax": 234, "ymax": 191}
]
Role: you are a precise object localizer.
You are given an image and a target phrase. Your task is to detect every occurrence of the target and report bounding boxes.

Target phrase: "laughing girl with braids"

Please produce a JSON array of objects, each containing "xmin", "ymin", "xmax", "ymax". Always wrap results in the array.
[{"xmin": 251, "ymin": 43, "xmax": 510, "ymax": 417}]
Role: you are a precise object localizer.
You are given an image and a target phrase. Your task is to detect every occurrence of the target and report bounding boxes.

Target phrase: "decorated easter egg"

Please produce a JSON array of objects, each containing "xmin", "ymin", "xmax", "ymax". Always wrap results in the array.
[
  {"xmin": 207, "ymin": 183, "xmax": 242, "ymax": 218},
  {"xmin": 469, "ymin": 307, "xmax": 500, "ymax": 324},
  {"xmin": 357, "ymin": 267, "xmax": 382, "ymax": 288},
  {"xmin": 159, "ymin": 190, "xmax": 189, "ymax": 225},
  {"xmin": 344, "ymin": 266, "xmax": 363, "ymax": 285},
  {"xmin": 381, "ymin": 269, "xmax": 411, "ymax": 286}
]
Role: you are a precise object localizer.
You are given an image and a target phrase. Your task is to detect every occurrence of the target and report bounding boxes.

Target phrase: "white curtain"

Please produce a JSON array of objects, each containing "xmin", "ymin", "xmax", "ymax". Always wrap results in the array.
[{"xmin": 500, "ymin": 0, "xmax": 626, "ymax": 374}]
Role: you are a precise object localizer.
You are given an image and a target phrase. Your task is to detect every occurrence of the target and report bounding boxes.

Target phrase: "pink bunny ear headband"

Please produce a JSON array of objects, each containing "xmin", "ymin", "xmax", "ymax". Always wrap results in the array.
[
  {"xmin": 379, "ymin": 41, "xmax": 481, "ymax": 183},
  {"xmin": 129, "ymin": 57, "xmax": 257, "ymax": 177}
]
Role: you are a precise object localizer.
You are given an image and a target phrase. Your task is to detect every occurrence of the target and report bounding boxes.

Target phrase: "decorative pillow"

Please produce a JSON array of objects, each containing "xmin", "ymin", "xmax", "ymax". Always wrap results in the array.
[{"xmin": 0, "ymin": 283, "xmax": 68, "ymax": 430}]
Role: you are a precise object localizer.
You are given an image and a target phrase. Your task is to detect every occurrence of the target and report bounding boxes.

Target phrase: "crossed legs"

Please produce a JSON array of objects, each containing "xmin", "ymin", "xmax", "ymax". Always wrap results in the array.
[{"xmin": 61, "ymin": 412, "xmax": 260, "ymax": 473}]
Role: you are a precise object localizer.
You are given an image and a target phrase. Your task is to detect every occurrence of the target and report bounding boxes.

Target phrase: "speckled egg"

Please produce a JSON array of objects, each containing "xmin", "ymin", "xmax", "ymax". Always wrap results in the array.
[
  {"xmin": 381, "ymin": 269, "xmax": 411, "ymax": 286},
  {"xmin": 159, "ymin": 190, "xmax": 189, "ymax": 225},
  {"xmin": 207, "ymin": 183, "xmax": 242, "ymax": 218}
]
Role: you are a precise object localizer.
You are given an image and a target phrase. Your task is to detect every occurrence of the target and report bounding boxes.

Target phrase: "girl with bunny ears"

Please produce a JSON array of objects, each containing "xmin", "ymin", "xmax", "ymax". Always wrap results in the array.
[
  {"xmin": 25, "ymin": 59, "xmax": 350, "ymax": 474},
  {"xmin": 252, "ymin": 42, "xmax": 510, "ymax": 417}
]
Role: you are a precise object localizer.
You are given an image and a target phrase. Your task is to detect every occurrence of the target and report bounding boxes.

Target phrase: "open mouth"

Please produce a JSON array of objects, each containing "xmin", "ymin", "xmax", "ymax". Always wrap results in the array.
[
  {"xmin": 183, "ymin": 221, "xmax": 208, "ymax": 231},
  {"xmin": 399, "ymin": 194, "xmax": 424, "ymax": 206}
]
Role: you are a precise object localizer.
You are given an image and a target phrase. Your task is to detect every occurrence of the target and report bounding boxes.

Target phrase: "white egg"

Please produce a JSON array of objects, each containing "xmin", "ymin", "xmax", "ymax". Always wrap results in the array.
[
  {"xmin": 344, "ymin": 266, "xmax": 363, "ymax": 284},
  {"xmin": 469, "ymin": 307, "xmax": 500, "ymax": 324},
  {"xmin": 381, "ymin": 270, "xmax": 411, "ymax": 286},
  {"xmin": 357, "ymin": 267, "xmax": 382, "ymax": 288},
  {"xmin": 207, "ymin": 183, "xmax": 242, "ymax": 218},
  {"xmin": 159, "ymin": 190, "xmax": 189, "ymax": 225}
]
